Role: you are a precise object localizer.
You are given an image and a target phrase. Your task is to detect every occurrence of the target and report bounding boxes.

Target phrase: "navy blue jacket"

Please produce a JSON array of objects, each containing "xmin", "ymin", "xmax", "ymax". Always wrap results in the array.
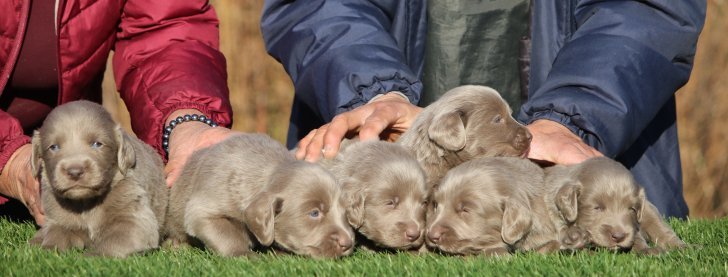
[{"xmin": 261, "ymin": 0, "xmax": 706, "ymax": 218}]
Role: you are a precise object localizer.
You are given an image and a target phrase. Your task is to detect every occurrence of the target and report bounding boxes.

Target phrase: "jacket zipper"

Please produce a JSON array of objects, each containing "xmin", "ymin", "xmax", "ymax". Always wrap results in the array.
[{"xmin": 0, "ymin": 0, "xmax": 31, "ymax": 96}]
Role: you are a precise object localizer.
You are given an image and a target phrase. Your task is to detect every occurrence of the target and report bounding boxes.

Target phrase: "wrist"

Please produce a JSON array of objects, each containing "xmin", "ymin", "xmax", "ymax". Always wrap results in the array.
[
  {"xmin": 529, "ymin": 119, "xmax": 576, "ymax": 136},
  {"xmin": 163, "ymin": 110, "xmax": 219, "ymax": 158},
  {"xmin": 368, "ymin": 91, "xmax": 410, "ymax": 104},
  {"xmin": 0, "ymin": 144, "xmax": 32, "ymax": 199}
]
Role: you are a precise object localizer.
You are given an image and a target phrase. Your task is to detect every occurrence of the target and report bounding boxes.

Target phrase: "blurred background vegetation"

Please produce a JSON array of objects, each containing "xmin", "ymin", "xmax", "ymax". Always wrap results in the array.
[{"xmin": 102, "ymin": 1, "xmax": 727, "ymax": 218}]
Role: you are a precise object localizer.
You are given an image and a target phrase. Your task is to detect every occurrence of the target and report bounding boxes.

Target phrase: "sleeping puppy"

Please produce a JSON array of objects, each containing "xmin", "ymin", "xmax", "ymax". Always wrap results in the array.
[
  {"xmin": 426, "ymin": 157, "xmax": 562, "ymax": 255},
  {"xmin": 545, "ymin": 157, "xmax": 686, "ymax": 254},
  {"xmin": 165, "ymin": 134, "xmax": 354, "ymax": 258},
  {"xmin": 29, "ymin": 100, "xmax": 167, "ymax": 258},
  {"xmin": 398, "ymin": 85, "xmax": 532, "ymax": 188},
  {"xmin": 323, "ymin": 140, "xmax": 427, "ymax": 250}
]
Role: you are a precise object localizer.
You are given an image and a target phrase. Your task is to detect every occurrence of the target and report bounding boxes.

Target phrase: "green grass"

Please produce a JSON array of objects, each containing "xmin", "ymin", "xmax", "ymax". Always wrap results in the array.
[{"xmin": 2, "ymin": 217, "xmax": 727, "ymax": 276}]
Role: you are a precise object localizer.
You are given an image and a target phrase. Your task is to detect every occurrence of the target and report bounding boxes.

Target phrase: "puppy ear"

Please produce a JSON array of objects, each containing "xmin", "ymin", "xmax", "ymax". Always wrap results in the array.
[
  {"xmin": 501, "ymin": 199, "xmax": 532, "ymax": 245},
  {"xmin": 114, "ymin": 125, "xmax": 136, "ymax": 175},
  {"xmin": 340, "ymin": 178, "xmax": 365, "ymax": 228},
  {"xmin": 636, "ymin": 187, "xmax": 646, "ymax": 223},
  {"xmin": 30, "ymin": 130, "xmax": 44, "ymax": 179},
  {"xmin": 555, "ymin": 180, "xmax": 582, "ymax": 223},
  {"xmin": 428, "ymin": 111, "xmax": 466, "ymax": 151},
  {"xmin": 243, "ymin": 191, "xmax": 279, "ymax": 246}
]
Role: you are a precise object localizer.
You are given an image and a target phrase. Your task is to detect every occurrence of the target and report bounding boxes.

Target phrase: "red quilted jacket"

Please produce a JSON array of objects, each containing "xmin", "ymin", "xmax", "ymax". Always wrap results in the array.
[{"xmin": 0, "ymin": 0, "xmax": 233, "ymax": 174}]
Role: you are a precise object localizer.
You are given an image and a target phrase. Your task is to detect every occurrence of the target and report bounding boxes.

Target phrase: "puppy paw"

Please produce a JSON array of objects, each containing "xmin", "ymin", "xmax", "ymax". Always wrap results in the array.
[
  {"xmin": 36, "ymin": 225, "xmax": 88, "ymax": 251},
  {"xmin": 663, "ymin": 238, "xmax": 688, "ymax": 250},
  {"xmin": 28, "ymin": 230, "xmax": 44, "ymax": 246}
]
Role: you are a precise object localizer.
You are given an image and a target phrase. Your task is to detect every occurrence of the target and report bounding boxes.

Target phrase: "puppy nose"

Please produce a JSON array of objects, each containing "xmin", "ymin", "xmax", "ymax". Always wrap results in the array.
[
  {"xmin": 611, "ymin": 231, "xmax": 627, "ymax": 243},
  {"xmin": 331, "ymin": 233, "xmax": 353, "ymax": 253},
  {"xmin": 427, "ymin": 225, "xmax": 446, "ymax": 244},
  {"xmin": 65, "ymin": 165, "xmax": 85, "ymax": 180},
  {"xmin": 405, "ymin": 227, "xmax": 420, "ymax": 242}
]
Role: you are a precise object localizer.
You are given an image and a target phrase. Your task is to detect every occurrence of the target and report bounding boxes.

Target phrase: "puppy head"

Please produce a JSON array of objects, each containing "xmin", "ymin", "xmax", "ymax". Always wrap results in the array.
[
  {"xmin": 338, "ymin": 141, "xmax": 428, "ymax": 250},
  {"xmin": 426, "ymin": 85, "xmax": 531, "ymax": 159},
  {"xmin": 244, "ymin": 161, "xmax": 354, "ymax": 258},
  {"xmin": 425, "ymin": 159, "xmax": 533, "ymax": 255},
  {"xmin": 562, "ymin": 158, "xmax": 645, "ymax": 250},
  {"xmin": 31, "ymin": 101, "xmax": 133, "ymax": 200}
]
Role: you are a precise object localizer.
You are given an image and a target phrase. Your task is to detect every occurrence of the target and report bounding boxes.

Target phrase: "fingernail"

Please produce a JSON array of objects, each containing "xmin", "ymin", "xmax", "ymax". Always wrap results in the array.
[{"xmin": 323, "ymin": 145, "xmax": 333, "ymax": 155}]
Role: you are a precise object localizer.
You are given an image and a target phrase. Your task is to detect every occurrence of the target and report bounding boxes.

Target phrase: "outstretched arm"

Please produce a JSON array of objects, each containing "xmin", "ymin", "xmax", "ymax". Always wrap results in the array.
[
  {"xmin": 262, "ymin": 0, "xmax": 427, "ymax": 160},
  {"xmin": 521, "ymin": 1, "xmax": 706, "ymax": 163}
]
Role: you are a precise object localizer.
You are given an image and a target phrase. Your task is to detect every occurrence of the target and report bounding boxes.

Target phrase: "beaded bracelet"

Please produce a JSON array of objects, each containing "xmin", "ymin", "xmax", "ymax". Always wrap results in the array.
[{"xmin": 162, "ymin": 114, "xmax": 218, "ymax": 157}]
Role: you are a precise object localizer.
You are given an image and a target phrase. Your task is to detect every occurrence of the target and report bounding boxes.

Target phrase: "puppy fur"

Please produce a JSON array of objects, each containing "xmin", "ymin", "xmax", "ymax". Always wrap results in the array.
[
  {"xmin": 322, "ymin": 140, "xmax": 427, "ymax": 250},
  {"xmin": 425, "ymin": 157, "xmax": 561, "ymax": 255},
  {"xmin": 398, "ymin": 85, "xmax": 532, "ymax": 188},
  {"xmin": 544, "ymin": 157, "xmax": 686, "ymax": 253},
  {"xmin": 165, "ymin": 134, "xmax": 354, "ymax": 258},
  {"xmin": 29, "ymin": 100, "xmax": 167, "ymax": 258}
]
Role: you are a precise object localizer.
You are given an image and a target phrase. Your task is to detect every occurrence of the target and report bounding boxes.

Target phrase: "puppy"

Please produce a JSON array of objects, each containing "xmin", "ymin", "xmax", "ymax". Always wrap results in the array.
[
  {"xmin": 165, "ymin": 134, "xmax": 354, "ymax": 258},
  {"xmin": 398, "ymin": 85, "xmax": 532, "ymax": 188},
  {"xmin": 29, "ymin": 100, "xmax": 167, "ymax": 258},
  {"xmin": 323, "ymin": 140, "xmax": 427, "ymax": 250},
  {"xmin": 426, "ymin": 157, "xmax": 562, "ymax": 255},
  {"xmin": 544, "ymin": 157, "xmax": 686, "ymax": 253}
]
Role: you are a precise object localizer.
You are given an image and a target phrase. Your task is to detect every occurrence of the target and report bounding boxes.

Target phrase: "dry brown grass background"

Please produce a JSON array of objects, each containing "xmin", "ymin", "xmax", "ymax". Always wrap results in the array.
[{"xmin": 102, "ymin": 1, "xmax": 727, "ymax": 218}]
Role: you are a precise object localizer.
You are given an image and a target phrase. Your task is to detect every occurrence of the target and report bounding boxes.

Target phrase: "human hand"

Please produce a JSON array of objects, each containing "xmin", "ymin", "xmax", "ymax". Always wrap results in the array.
[
  {"xmin": 164, "ymin": 110, "xmax": 240, "ymax": 187},
  {"xmin": 0, "ymin": 144, "xmax": 45, "ymax": 226},
  {"xmin": 295, "ymin": 93, "xmax": 423, "ymax": 162},
  {"xmin": 526, "ymin": 119, "xmax": 603, "ymax": 165}
]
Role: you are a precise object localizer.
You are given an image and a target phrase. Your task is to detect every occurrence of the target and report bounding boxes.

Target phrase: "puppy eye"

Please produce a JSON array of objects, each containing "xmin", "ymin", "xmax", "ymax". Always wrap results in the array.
[
  {"xmin": 48, "ymin": 144, "xmax": 60, "ymax": 152},
  {"xmin": 421, "ymin": 200, "xmax": 428, "ymax": 207},
  {"xmin": 91, "ymin": 141, "xmax": 103, "ymax": 148},
  {"xmin": 385, "ymin": 196, "xmax": 400, "ymax": 208},
  {"xmin": 309, "ymin": 209, "xmax": 321, "ymax": 218},
  {"xmin": 629, "ymin": 207, "xmax": 638, "ymax": 213},
  {"xmin": 458, "ymin": 203, "xmax": 469, "ymax": 214},
  {"xmin": 594, "ymin": 206, "xmax": 604, "ymax": 212},
  {"xmin": 492, "ymin": 114, "xmax": 504, "ymax": 124}
]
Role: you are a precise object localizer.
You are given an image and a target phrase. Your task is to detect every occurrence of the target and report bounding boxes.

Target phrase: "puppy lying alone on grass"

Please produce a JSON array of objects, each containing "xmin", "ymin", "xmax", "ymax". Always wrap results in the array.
[
  {"xmin": 165, "ymin": 134, "xmax": 354, "ymax": 258},
  {"xmin": 323, "ymin": 140, "xmax": 427, "ymax": 251},
  {"xmin": 426, "ymin": 157, "xmax": 566, "ymax": 255},
  {"xmin": 398, "ymin": 85, "xmax": 532, "ymax": 188},
  {"xmin": 545, "ymin": 157, "xmax": 687, "ymax": 254},
  {"xmin": 29, "ymin": 101, "xmax": 168, "ymax": 258}
]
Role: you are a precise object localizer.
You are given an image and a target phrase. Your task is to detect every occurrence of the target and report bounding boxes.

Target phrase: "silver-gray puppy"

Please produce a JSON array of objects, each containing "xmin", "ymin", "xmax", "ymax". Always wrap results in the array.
[
  {"xmin": 398, "ymin": 85, "xmax": 532, "ymax": 188},
  {"xmin": 544, "ymin": 157, "xmax": 686, "ymax": 254},
  {"xmin": 165, "ymin": 133, "xmax": 355, "ymax": 258},
  {"xmin": 323, "ymin": 139, "xmax": 427, "ymax": 250},
  {"xmin": 29, "ymin": 100, "xmax": 167, "ymax": 258},
  {"xmin": 426, "ymin": 157, "xmax": 562, "ymax": 255}
]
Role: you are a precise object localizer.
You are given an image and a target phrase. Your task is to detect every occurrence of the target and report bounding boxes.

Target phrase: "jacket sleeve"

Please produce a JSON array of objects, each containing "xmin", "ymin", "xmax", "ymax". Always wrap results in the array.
[
  {"xmin": 0, "ymin": 111, "xmax": 30, "ymax": 204},
  {"xmin": 113, "ymin": 0, "xmax": 232, "ymax": 156},
  {"xmin": 261, "ymin": 0, "xmax": 425, "ymax": 121},
  {"xmin": 518, "ymin": 1, "xmax": 706, "ymax": 157}
]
